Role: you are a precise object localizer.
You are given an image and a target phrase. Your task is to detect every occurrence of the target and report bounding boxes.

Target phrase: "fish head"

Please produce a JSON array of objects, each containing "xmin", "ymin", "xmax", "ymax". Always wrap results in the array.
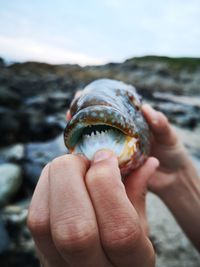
[{"xmin": 64, "ymin": 79, "xmax": 150, "ymax": 176}]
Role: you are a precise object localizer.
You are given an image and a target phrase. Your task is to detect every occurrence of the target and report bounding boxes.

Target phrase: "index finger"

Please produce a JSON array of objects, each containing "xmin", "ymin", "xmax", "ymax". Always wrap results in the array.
[
  {"xmin": 85, "ymin": 150, "xmax": 155, "ymax": 267},
  {"xmin": 49, "ymin": 154, "xmax": 110, "ymax": 267}
]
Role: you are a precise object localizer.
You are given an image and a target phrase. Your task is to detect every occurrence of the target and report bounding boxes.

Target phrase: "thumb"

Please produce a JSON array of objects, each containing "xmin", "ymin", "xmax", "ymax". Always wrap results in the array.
[{"xmin": 124, "ymin": 157, "xmax": 159, "ymax": 233}]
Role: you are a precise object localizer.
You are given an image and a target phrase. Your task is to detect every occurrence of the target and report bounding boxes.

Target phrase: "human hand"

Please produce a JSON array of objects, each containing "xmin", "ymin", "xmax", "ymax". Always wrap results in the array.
[
  {"xmin": 27, "ymin": 150, "xmax": 158, "ymax": 267},
  {"xmin": 142, "ymin": 104, "xmax": 196, "ymax": 195},
  {"xmin": 142, "ymin": 104, "xmax": 200, "ymax": 251}
]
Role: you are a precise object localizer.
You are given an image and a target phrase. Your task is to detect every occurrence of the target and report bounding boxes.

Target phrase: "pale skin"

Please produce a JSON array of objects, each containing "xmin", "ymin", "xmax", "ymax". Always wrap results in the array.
[
  {"xmin": 27, "ymin": 100, "xmax": 200, "ymax": 267},
  {"xmin": 142, "ymin": 104, "xmax": 200, "ymax": 251}
]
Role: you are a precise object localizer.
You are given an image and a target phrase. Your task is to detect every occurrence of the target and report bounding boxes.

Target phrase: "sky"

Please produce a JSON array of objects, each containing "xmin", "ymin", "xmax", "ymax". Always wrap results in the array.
[{"xmin": 0, "ymin": 0, "xmax": 200, "ymax": 65}]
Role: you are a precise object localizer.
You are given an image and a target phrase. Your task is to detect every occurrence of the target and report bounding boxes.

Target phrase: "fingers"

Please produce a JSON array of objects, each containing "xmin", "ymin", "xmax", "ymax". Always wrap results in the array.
[
  {"xmin": 28, "ymin": 151, "xmax": 155, "ymax": 267},
  {"xmin": 124, "ymin": 157, "xmax": 159, "ymax": 234},
  {"xmin": 27, "ymin": 164, "xmax": 67, "ymax": 267},
  {"xmin": 66, "ymin": 110, "xmax": 71, "ymax": 121},
  {"xmin": 85, "ymin": 150, "xmax": 155, "ymax": 267},
  {"xmin": 125, "ymin": 157, "xmax": 159, "ymax": 212},
  {"xmin": 49, "ymin": 155, "xmax": 110, "ymax": 267},
  {"xmin": 142, "ymin": 104, "xmax": 178, "ymax": 145}
]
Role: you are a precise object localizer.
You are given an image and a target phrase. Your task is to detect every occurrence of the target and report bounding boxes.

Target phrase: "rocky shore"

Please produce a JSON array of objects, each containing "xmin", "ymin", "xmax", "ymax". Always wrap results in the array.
[{"xmin": 0, "ymin": 56, "xmax": 200, "ymax": 266}]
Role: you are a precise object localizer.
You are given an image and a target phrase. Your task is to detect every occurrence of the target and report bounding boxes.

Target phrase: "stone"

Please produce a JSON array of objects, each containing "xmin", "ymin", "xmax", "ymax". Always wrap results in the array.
[
  {"xmin": 18, "ymin": 110, "xmax": 64, "ymax": 142},
  {"xmin": 45, "ymin": 92, "xmax": 72, "ymax": 114},
  {"xmin": 152, "ymin": 100, "xmax": 200, "ymax": 129},
  {"xmin": 0, "ymin": 163, "xmax": 22, "ymax": 207},
  {"xmin": 25, "ymin": 134, "xmax": 67, "ymax": 165},
  {"xmin": 0, "ymin": 55, "xmax": 200, "ymax": 267},
  {"xmin": 0, "ymin": 218, "xmax": 10, "ymax": 254},
  {"xmin": 0, "ymin": 144, "xmax": 24, "ymax": 162},
  {"xmin": 0, "ymin": 57, "xmax": 5, "ymax": 67},
  {"xmin": 0, "ymin": 201, "xmax": 38, "ymax": 266},
  {"xmin": 24, "ymin": 134, "xmax": 67, "ymax": 189},
  {"xmin": 0, "ymin": 86, "xmax": 21, "ymax": 108},
  {"xmin": 0, "ymin": 108, "xmax": 20, "ymax": 146},
  {"xmin": 23, "ymin": 162, "xmax": 43, "ymax": 189}
]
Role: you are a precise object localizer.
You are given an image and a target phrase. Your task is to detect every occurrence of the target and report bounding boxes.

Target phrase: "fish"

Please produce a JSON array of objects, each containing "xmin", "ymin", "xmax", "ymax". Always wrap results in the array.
[{"xmin": 64, "ymin": 79, "xmax": 150, "ymax": 176}]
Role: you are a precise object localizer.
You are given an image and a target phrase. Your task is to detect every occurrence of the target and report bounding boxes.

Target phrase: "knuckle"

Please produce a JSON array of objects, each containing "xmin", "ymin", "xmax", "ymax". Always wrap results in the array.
[
  {"xmin": 102, "ymin": 221, "xmax": 141, "ymax": 252},
  {"xmin": 86, "ymin": 164, "xmax": 113, "ymax": 183},
  {"xmin": 86, "ymin": 164, "xmax": 124, "ymax": 193},
  {"xmin": 158, "ymin": 112, "xmax": 169, "ymax": 127},
  {"xmin": 51, "ymin": 155, "xmax": 76, "ymax": 168},
  {"xmin": 41, "ymin": 163, "xmax": 50, "ymax": 174},
  {"xmin": 52, "ymin": 219, "xmax": 97, "ymax": 254},
  {"xmin": 50, "ymin": 154, "xmax": 87, "ymax": 173},
  {"xmin": 27, "ymin": 210, "xmax": 49, "ymax": 237}
]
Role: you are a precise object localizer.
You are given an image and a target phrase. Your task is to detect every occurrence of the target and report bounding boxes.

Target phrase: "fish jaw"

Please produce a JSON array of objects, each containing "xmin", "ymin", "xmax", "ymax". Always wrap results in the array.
[
  {"xmin": 64, "ymin": 105, "xmax": 138, "ymax": 149},
  {"xmin": 67, "ymin": 127, "xmax": 140, "ymax": 174}
]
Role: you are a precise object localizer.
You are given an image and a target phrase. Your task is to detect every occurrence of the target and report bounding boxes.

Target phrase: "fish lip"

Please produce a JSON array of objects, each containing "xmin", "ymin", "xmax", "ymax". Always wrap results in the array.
[{"xmin": 64, "ymin": 105, "xmax": 136, "ymax": 149}]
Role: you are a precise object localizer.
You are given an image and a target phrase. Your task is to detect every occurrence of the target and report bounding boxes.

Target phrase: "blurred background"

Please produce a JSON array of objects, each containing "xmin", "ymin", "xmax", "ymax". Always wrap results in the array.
[{"xmin": 0, "ymin": 0, "xmax": 200, "ymax": 266}]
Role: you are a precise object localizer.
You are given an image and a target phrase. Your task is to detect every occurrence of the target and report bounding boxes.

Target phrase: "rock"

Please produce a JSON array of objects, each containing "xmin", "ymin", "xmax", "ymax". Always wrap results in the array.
[
  {"xmin": 45, "ymin": 92, "xmax": 72, "ymax": 114},
  {"xmin": 0, "ymin": 108, "xmax": 20, "ymax": 146},
  {"xmin": 3, "ymin": 201, "xmax": 29, "ymax": 228},
  {"xmin": 25, "ymin": 134, "xmax": 67, "ymax": 164},
  {"xmin": 0, "ymin": 218, "xmax": 10, "ymax": 253},
  {"xmin": 152, "ymin": 101, "xmax": 200, "ymax": 129},
  {"xmin": 0, "ymin": 144, "xmax": 24, "ymax": 162},
  {"xmin": 0, "ymin": 201, "xmax": 38, "ymax": 266},
  {"xmin": 0, "ymin": 57, "xmax": 5, "ymax": 67},
  {"xmin": 0, "ymin": 251, "xmax": 40, "ymax": 267},
  {"xmin": 24, "ymin": 92, "xmax": 72, "ymax": 114},
  {"xmin": 0, "ymin": 164, "xmax": 22, "ymax": 207},
  {"xmin": 23, "ymin": 162, "xmax": 43, "ymax": 189},
  {"xmin": 0, "ymin": 86, "xmax": 21, "ymax": 108},
  {"xmin": 0, "ymin": 55, "xmax": 200, "ymax": 267},
  {"xmin": 24, "ymin": 134, "xmax": 67, "ymax": 189},
  {"xmin": 18, "ymin": 110, "xmax": 64, "ymax": 142},
  {"xmin": 24, "ymin": 95, "xmax": 47, "ymax": 113},
  {"xmin": 147, "ymin": 193, "xmax": 200, "ymax": 267}
]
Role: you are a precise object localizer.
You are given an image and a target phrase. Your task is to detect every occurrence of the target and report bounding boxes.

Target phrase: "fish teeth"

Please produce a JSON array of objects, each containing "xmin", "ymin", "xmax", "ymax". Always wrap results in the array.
[
  {"xmin": 82, "ymin": 128, "xmax": 120, "ymax": 143},
  {"xmin": 76, "ymin": 127, "xmax": 126, "ymax": 161}
]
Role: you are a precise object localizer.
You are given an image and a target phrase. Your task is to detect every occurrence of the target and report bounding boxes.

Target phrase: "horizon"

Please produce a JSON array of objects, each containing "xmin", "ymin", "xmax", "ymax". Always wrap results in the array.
[
  {"xmin": 1, "ymin": 54, "xmax": 200, "ymax": 67},
  {"xmin": 0, "ymin": 0, "xmax": 200, "ymax": 66}
]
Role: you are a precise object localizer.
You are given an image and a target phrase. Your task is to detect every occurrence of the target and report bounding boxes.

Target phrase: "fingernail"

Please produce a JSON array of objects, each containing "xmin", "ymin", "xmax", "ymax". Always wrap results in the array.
[
  {"xmin": 93, "ymin": 149, "xmax": 114, "ymax": 163},
  {"xmin": 150, "ymin": 157, "xmax": 160, "ymax": 169}
]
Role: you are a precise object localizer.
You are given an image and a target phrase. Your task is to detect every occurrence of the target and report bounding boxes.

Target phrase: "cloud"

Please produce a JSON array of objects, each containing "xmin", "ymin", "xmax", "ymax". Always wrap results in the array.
[
  {"xmin": 0, "ymin": 0, "xmax": 199, "ymax": 65},
  {"xmin": 0, "ymin": 36, "xmax": 106, "ymax": 65}
]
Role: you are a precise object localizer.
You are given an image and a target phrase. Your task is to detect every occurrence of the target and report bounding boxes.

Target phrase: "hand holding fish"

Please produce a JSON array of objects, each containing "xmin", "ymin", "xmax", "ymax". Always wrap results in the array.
[
  {"xmin": 27, "ymin": 151, "xmax": 158, "ymax": 267},
  {"xmin": 66, "ymin": 82, "xmax": 200, "ymax": 252},
  {"xmin": 27, "ymin": 79, "xmax": 200, "ymax": 267},
  {"xmin": 66, "ymin": 80, "xmax": 200, "ymax": 251},
  {"xmin": 142, "ymin": 104, "xmax": 200, "ymax": 251}
]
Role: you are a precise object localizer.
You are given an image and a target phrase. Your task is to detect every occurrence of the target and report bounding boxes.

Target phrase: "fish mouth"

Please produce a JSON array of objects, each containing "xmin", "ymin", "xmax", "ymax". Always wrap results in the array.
[{"xmin": 64, "ymin": 105, "xmax": 139, "ymax": 162}]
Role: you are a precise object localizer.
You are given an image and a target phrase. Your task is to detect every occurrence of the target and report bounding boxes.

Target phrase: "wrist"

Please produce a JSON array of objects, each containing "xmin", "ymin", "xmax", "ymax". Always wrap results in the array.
[
  {"xmin": 156, "ymin": 158, "xmax": 200, "ymax": 251},
  {"xmin": 158, "ymin": 157, "xmax": 199, "ymax": 201},
  {"xmin": 154, "ymin": 153, "xmax": 199, "ymax": 202}
]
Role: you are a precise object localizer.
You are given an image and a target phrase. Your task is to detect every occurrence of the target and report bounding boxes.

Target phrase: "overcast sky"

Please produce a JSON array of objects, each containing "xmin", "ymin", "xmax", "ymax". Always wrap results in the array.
[{"xmin": 0, "ymin": 0, "xmax": 200, "ymax": 65}]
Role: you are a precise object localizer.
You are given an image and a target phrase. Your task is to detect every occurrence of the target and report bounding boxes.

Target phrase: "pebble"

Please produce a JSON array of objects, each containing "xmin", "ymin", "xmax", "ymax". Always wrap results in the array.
[
  {"xmin": 0, "ymin": 163, "xmax": 22, "ymax": 207},
  {"xmin": 24, "ymin": 134, "xmax": 67, "ymax": 190},
  {"xmin": 0, "ymin": 218, "xmax": 10, "ymax": 253},
  {"xmin": 0, "ymin": 144, "xmax": 24, "ymax": 162}
]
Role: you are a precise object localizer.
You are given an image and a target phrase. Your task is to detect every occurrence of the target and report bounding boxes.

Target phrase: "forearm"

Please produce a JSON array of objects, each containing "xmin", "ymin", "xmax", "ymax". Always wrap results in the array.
[{"xmin": 158, "ymin": 159, "xmax": 200, "ymax": 251}]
